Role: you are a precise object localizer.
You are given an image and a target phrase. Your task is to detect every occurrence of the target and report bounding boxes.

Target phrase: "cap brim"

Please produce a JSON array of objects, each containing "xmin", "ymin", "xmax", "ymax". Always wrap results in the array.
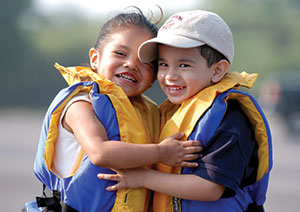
[{"xmin": 138, "ymin": 34, "xmax": 205, "ymax": 63}]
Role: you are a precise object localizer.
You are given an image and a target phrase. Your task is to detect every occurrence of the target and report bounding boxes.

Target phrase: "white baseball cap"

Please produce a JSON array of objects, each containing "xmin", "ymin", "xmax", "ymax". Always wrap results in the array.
[{"xmin": 138, "ymin": 10, "xmax": 234, "ymax": 64}]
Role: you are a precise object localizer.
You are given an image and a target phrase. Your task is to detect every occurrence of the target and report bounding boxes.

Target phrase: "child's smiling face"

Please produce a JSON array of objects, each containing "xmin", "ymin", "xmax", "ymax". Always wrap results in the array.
[
  {"xmin": 91, "ymin": 26, "xmax": 155, "ymax": 98},
  {"xmin": 157, "ymin": 45, "xmax": 215, "ymax": 104}
]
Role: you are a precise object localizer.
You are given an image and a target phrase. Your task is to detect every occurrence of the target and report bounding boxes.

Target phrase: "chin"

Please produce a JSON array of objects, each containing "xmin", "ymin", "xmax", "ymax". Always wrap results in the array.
[{"xmin": 168, "ymin": 98, "xmax": 183, "ymax": 105}]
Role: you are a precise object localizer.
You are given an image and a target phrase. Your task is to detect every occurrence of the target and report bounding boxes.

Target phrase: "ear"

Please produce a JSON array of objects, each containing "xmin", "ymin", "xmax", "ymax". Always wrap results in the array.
[
  {"xmin": 211, "ymin": 59, "xmax": 230, "ymax": 83},
  {"xmin": 89, "ymin": 48, "xmax": 100, "ymax": 71}
]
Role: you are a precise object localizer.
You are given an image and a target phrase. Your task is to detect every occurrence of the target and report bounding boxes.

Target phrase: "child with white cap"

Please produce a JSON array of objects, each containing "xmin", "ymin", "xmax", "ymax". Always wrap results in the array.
[{"xmin": 98, "ymin": 10, "xmax": 272, "ymax": 212}]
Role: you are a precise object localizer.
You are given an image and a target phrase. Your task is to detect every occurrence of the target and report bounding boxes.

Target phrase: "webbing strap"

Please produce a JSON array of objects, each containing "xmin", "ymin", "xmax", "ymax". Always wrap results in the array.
[
  {"xmin": 61, "ymin": 202, "xmax": 79, "ymax": 212},
  {"xmin": 245, "ymin": 203, "xmax": 265, "ymax": 212},
  {"xmin": 36, "ymin": 184, "xmax": 61, "ymax": 211},
  {"xmin": 36, "ymin": 184, "xmax": 79, "ymax": 212}
]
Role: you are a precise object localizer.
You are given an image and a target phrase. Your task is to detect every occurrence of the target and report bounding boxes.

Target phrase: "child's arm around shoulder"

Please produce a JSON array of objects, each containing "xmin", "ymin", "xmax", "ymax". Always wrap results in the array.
[
  {"xmin": 64, "ymin": 100, "xmax": 202, "ymax": 169},
  {"xmin": 98, "ymin": 167, "xmax": 225, "ymax": 201}
]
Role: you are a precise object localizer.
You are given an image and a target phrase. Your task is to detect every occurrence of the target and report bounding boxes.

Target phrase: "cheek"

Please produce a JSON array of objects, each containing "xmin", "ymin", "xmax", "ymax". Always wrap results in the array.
[
  {"xmin": 96, "ymin": 64, "xmax": 106, "ymax": 78},
  {"xmin": 97, "ymin": 60, "xmax": 114, "ymax": 79},
  {"xmin": 187, "ymin": 78, "xmax": 206, "ymax": 96},
  {"xmin": 142, "ymin": 73, "xmax": 155, "ymax": 89},
  {"xmin": 157, "ymin": 71, "xmax": 164, "ymax": 83},
  {"xmin": 144, "ymin": 66, "xmax": 156, "ymax": 82}
]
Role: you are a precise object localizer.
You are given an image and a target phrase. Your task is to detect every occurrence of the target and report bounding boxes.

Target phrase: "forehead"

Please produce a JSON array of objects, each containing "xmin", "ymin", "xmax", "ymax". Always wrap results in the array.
[{"xmin": 104, "ymin": 26, "xmax": 153, "ymax": 47}]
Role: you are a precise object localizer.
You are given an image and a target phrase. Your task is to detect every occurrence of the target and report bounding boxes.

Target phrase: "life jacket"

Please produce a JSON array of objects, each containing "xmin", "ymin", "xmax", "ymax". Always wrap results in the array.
[
  {"xmin": 153, "ymin": 72, "xmax": 273, "ymax": 212},
  {"xmin": 33, "ymin": 64, "xmax": 160, "ymax": 212}
]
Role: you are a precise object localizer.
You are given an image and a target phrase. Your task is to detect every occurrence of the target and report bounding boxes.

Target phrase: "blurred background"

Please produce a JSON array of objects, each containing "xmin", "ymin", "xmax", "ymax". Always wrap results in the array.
[{"xmin": 1, "ymin": 0, "xmax": 300, "ymax": 211}]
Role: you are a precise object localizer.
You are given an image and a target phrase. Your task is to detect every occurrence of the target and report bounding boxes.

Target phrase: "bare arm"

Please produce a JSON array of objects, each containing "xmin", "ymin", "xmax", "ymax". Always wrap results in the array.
[
  {"xmin": 64, "ymin": 101, "xmax": 202, "ymax": 169},
  {"xmin": 97, "ymin": 167, "xmax": 225, "ymax": 201}
]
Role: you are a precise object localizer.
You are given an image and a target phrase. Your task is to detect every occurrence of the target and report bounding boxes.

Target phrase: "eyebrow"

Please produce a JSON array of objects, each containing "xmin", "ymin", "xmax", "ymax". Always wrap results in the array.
[
  {"xmin": 178, "ymin": 58, "xmax": 196, "ymax": 64},
  {"xmin": 115, "ymin": 44, "xmax": 129, "ymax": 50}
]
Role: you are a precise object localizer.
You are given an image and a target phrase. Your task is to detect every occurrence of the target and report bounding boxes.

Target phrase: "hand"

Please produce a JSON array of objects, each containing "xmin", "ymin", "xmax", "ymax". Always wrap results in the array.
[
  {"xmin": 158, "ymin": 132, "xmax": 202, "ymax": 167},
  {"xmin": 97, "ymin": 167, "xmax": 148, "ymax": 191}
]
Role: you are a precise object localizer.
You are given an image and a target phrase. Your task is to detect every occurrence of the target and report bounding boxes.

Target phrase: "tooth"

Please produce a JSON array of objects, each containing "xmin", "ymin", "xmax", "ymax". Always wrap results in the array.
[
  {"xmin": 119, "ymin": 74, "xmax": 136, "ymax": 82},
  {"xmin": 169, "ymin": 87, "xmax": 182, "ymax": 91}
]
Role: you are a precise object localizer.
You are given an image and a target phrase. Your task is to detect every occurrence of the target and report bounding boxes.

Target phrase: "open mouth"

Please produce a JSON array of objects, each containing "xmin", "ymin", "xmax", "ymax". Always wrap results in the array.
[
  {"xmin": 116, "ymin": 74, "xmax": 137, "ymax": 83},
  {"xmin": 167, "ymin": 85, "xmax": 185, "ymax": 91}
]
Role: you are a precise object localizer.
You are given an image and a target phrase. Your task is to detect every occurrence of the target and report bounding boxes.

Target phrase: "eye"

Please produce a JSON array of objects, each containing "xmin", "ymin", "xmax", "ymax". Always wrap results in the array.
[
  {"xmin": 114, "ymin": 51, "xmax": 126, "ymax": 56},
  {"xmin": 179, "ymin": 63, "xmax": 191, "ymax": 68},
  {"xmin": 159, "ymin": 62, "xmax": 168, "ymax": 67}
]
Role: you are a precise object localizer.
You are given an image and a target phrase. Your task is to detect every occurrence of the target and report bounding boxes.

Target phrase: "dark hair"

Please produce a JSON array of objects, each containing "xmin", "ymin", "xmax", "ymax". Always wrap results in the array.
[
  {"xmin": 94, "ymin": 7, "xmax": 161, "ymax": 52},
  {"xmin": 198, "ymin": 45, "xmax": 228, "ymax": 67}
]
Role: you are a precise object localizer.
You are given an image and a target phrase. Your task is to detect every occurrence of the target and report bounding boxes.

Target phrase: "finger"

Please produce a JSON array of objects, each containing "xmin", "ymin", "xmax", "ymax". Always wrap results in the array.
[
  {"xmin": 183, "ymin": 154, "xmax": 201, "ymax": 161},
  {"xmin": 182, "ymin": 140, "xmax": 202, "ymax": 147},
  {"xmin": 169, "ymin": 132, "xmax": 185, "ymax": 140},
  {"xmin": 180, "ymin": 161, "xmax": 199, "ymax": 168},
  {"xmin": 184, "ymin": 146, "xmax": 203, "ymax": 154},
  {"xmin": 97, "ymin": 173, "xmax": 120, "ymax": 181},
  {"xmin": 106, "ymin": 183, "xmax": 122, "ymax": 192}
]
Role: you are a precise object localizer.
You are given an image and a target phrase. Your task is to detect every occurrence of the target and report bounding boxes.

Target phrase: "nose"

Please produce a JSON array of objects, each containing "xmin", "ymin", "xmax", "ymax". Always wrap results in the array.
[
  {"xmin": 165, "ymin": 68, "xmax": 179, "ymax": 81},
  {"xmin": 123, "ymin": 56, "xmax": 139, "ymax": 72}
]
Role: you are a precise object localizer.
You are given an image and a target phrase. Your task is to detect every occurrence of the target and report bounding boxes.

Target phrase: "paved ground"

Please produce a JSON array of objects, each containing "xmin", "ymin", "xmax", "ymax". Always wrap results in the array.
[{"xmin": 0, "ymin": 109, "xmax": 299, "ymax": 211}]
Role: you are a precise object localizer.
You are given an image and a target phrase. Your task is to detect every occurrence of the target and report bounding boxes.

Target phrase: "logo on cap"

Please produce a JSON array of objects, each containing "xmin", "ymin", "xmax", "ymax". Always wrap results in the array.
[{"xmin": 161, "ymin": 15, "xmax": 183, "ymax": 31}]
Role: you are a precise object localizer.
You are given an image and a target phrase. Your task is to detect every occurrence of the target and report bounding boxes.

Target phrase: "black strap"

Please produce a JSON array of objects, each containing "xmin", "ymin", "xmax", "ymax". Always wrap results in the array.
[
  {"xmin": 61, "ymin": 202, "xmax": 79, "ymax": 212},
  {"xmin": 36, "ymin": 184, "xmax": 61, "ymax": 211},
  {"xmin": 36, "ymin": 184, "xmax": 79, "ymax": 212},
  {"xmin": 245, "ymin": 202, "xmax": 265, "ymax": 212},
  {"xmin": 172, "ymin": 197, "xmax": 180, "ymax": 212}
]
